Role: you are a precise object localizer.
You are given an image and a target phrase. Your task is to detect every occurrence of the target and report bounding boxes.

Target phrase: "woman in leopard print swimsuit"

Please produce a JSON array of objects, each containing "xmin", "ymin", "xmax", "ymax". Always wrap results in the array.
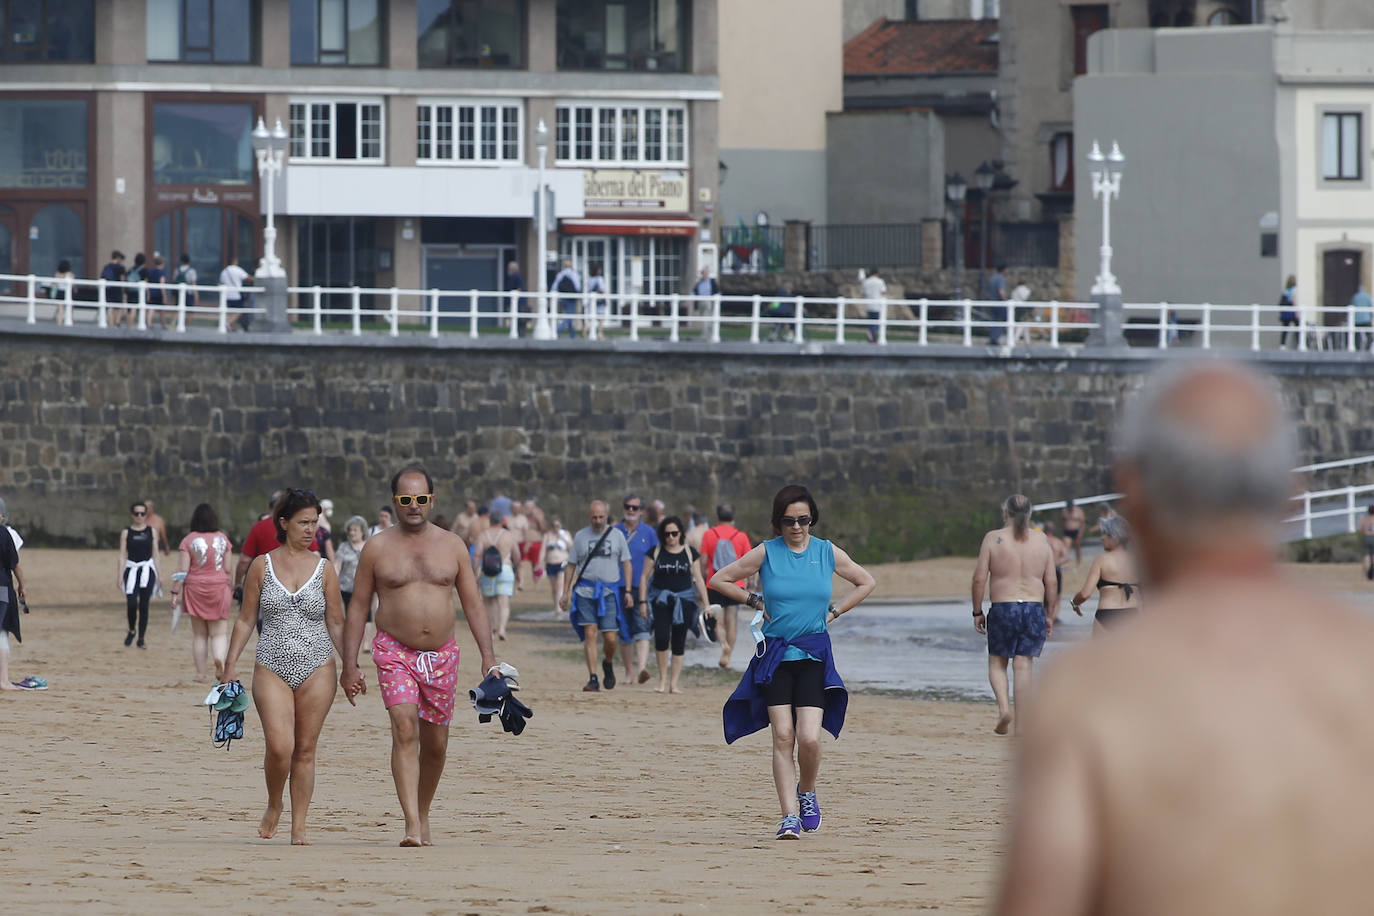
[{"xmin": 222, "ymin": 489, "xmax": 346, "ymax": 845}]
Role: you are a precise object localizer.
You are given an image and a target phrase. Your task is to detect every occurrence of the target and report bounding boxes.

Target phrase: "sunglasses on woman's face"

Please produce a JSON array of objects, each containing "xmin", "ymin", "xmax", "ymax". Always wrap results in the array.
[
  {"xmin": 395, "ymin": 494, "xmax": 432, "ymax": 507},
  {"xmin": 779, "ymin": 515, "xmax": 812, "ymax": 528},
  {"xmin": 663, "ymin": 529, "xmax": 681, "ymax": 537}
]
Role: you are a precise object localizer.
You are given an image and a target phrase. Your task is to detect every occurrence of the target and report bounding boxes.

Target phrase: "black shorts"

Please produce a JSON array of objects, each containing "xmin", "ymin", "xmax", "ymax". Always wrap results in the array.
[
  {"xmin": 707, "ymin": 588, "xmax": 739, "ymax": 607},
  {"xmin": 761, "ymin": 659, "xmax": 826, "ymax": 709}
]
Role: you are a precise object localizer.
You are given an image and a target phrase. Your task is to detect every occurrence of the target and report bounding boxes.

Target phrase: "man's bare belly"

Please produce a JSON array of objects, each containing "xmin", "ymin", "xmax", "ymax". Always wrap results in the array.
[{"xmin": 374, "ymin": 584, "xmax": 457, "ymax": 650}]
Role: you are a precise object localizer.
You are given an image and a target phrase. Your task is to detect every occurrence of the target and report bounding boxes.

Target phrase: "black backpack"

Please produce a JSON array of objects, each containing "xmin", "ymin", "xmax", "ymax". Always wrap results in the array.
[{"xmin": 481, "ymin": 544, "xmax": 503, "ymax": 578}]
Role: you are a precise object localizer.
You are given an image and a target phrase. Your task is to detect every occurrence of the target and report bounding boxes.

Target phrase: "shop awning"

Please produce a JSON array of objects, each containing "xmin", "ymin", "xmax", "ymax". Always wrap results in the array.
[{"xmin": 560, "ymin": 217, "xmax": 699, "ymax": 237}]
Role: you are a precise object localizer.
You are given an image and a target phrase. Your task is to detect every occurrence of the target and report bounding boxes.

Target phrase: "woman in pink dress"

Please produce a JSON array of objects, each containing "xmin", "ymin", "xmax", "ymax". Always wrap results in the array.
[{"xmin": 171, "ymin": 503, "xmax": 234, "ymax": 681}]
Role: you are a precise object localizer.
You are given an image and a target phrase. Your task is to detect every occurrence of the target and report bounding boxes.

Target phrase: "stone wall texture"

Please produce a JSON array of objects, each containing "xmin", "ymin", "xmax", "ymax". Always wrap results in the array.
[{"xmin": 3, "ymin": 328, "xmax": 1372, "ymax": 559}]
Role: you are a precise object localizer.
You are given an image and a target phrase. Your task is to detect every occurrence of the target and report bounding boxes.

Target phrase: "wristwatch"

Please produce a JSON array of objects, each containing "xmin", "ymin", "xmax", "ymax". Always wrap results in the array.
[
  {"xmin": 827, "ymin": 603, "xmax": 839, "ymax": 619},
  {"xmin": 746, "ymin": 591, "xmax": 764, "ymax": 610}
]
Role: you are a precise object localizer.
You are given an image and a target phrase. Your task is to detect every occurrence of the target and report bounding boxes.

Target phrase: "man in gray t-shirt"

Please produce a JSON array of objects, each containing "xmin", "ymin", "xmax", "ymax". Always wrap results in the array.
[{"xmin": 560, "ymin": 499, "xmax": 632, "ymax": 692}]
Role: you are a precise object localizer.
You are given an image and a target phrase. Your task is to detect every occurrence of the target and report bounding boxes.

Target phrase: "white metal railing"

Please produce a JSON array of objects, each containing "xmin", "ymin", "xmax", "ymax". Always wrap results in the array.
[
  {"xmin": 5, "ymin": 272, "xmax": 1373, "ymax": 355},
  {"xmin": 0, "ymin": 272, "xmax": 265, "ymax": 333}
]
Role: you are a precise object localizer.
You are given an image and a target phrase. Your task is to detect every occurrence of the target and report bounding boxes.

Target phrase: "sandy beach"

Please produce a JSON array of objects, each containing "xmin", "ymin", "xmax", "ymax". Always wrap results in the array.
[{"xmin": 1, "ymin": 548, "xmax": 1363, "ymax": 913}]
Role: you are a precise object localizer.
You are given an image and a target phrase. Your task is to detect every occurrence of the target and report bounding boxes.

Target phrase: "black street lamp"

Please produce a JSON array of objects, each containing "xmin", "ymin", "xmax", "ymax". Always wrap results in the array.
[
  {"xmin": 974, "ymin": 160, "xmax": 995, "ymax": 299},
  {"xmin": 946, "ymin": 172, "xmax": 967, "ymax": 299}
]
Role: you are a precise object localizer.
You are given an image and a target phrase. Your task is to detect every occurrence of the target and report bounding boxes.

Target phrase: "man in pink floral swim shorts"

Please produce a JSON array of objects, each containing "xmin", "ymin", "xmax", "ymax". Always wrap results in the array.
[{"xmin": 341, "ymin": 465, "xmax": 498, "ymax": 848}]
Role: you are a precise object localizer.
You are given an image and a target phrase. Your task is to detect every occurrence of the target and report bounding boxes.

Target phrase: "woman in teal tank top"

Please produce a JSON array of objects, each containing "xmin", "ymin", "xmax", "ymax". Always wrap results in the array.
[{"xmin": 709, "ymin": 484, "xmax": 876, "ymax": 840}]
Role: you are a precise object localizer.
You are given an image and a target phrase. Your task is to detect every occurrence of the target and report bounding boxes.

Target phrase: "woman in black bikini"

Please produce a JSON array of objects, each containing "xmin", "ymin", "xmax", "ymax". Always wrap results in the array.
[{"xmin": 1069, "ymin": 515, "xmax": 1140, "ymax": 633}]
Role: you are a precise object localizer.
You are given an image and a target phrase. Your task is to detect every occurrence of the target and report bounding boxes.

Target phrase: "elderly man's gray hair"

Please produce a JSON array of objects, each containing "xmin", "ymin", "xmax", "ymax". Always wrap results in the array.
[{"xmin": 1115, "ymin": 360, "xmax": 1296, "ymax": 529}]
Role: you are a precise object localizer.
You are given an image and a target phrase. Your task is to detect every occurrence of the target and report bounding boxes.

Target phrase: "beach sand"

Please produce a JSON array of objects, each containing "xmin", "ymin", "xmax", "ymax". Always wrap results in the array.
[{"xmin": 2, "ymin": 549, "xmax": 1362, "ymax": 913}]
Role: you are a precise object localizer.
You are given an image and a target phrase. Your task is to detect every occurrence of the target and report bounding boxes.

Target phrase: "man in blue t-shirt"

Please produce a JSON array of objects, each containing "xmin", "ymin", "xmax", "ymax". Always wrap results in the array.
[{"xmin": 615, "ymin": 493, "xmax": 659, "ymax": 685}]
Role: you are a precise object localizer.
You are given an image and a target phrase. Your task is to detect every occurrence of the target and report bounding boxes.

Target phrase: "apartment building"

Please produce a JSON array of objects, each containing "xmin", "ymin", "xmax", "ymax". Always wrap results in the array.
[{"xmin": 0, "ymin": 0, "xmax": 720, "ymax": 306}]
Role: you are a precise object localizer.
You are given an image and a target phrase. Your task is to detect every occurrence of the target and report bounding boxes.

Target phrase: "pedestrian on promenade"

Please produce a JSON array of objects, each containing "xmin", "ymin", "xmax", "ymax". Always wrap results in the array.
[
  {"xmin": 51, "ymin": 259, "xmax": 75, "ymax": 325},
  {"xmin": 972, "ymin": 494, "xmax": 1057, "ymax": 735},
  {"xmin": 986, "ymin": 264, "xmax": 1009, "ymax": 345},
  {"xmin": 99, "ymin": 250, "xmax": 126, "ymax": 327},
  {"xmin": 701, "ymin": 504, "xmax": 752, "ymax": 667},
  {"xmin": 1068, "ymin": 514, "xmax": 1140, "ymax": 634},
  {"xmin": 172, "ymin": 503, "xmax": 233, "ymax": 682},
  {"xmin": 118, "ymin": 500, "xmax": 163, "ymax": 649},
  {"xmin": 560, "ymin": 500, "xmax": 631, "ymax": 692},
  {"xmin": 123, "ymin": 252, "xmax": 146, "ymax": 328},
  {"xmin": 1351, "ymin": 285, "xmax": 1372, "ymax": 351},
  {"xmin": 221, "ymin": 489, "xmax": 345, "ymax": 845},
  {"xmin": 1278, "ymin": 274, "xmax": 1299, "ymax": 349},
  {"xmin": 146, "ymin": 254, "xmax": 169, "ymax": 329},
  {"xmin": 994, "ymin": 360, "xmax": 1374, "ymax": 915},
  {"xmin": 861, "ymin": 267, "xmax": 886, "ymax": 343},
  {"xmin": 339, "ymin": 466, "xmax": 499, "ymax": 847},
  {"xmin": 173, "ymin": 253, "xmax": 197, "ymax": 317},
  {"xmin": 614, "ymin": 494, "xmax": 658, "ymax": 685},
  {"xmin": 640, "ymin": 515, "xmax": 709, "ymax": 694},
  {"xmin": 715, "ymin": 484, "xmax": 875, "ymax": 839},
  {"xmin": 553, "ymin": 258, "xmax": 581, "ymax": 338},
  {"xmin": 221, "ymin": 259, "xmax": 253, "ymax": 331},
  {"xmin": 505, "ymin": 260, "xmax": 524, "ymax": 332}
]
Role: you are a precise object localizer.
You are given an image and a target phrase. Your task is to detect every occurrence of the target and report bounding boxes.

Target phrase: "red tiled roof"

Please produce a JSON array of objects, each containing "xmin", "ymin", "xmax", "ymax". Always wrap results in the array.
[{"xmin": 845, "ymin": 18, "xmax": 998, "ymax": 76}]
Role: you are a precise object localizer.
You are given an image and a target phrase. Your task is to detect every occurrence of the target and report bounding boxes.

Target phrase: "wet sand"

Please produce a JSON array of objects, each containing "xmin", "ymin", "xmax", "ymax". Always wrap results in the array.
[{"xmin": 2, "ymin": 549, "xmax": 1362, "ymax": 913}]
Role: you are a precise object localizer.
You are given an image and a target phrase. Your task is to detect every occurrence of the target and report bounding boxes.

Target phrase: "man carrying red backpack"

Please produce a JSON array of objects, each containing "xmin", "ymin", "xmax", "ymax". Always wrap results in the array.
[{"xmin": 700, "ymin": 503, "xmax": 753, "ymax": 669}]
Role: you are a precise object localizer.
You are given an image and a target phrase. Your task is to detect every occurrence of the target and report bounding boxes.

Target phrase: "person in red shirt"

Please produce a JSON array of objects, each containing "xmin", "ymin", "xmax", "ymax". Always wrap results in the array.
[
  {"xmin": 699, "ymin": 503, "xmax": 753, "ymax": 668},
  {"xmin": 234, "ymin": 490, "xmax": 283, "ymax": 602}
]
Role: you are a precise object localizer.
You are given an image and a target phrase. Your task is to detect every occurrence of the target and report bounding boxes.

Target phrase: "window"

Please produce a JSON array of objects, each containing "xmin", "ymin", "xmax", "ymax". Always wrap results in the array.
[
  {"xmin": 554, "ymin": 103, "xmax": 688, "ymax": 166},
  {"xmin": 417, "ymin": 0, "xmax": 524, "ymax": 68},
  {"xmin": 1207, "ymin": 8, "xmax": 1238, "ymax": 25},
  {"xmin": 289, "ymin": 99, "xmax": 384, "ymax": 161},
  {"xmin": 557, "ymin": 0, "xmax": 687, "ymax": 72},
  {"xmin": 0, "ymin": 98, "xmax": 88, "ymax": 188},
  {"xmin": 971, "ymin": 0, "xmax": 998, "ymax": 18},
  {"xmin": 148, "ymin": 0, "xmax": 257, "ymax": 63},
  {"xmin": 295, "ymin": 216, "xmax": 378, "ymax": 309},
  {"xmin": 1050, "ymin": 132, "xmax": 1073, "ymax": 191},
  {"xmin": 0, "ymin": 0, "xmax": 94, "ymax": 61},
  {"xmin": 1323, "ymin": 112, "xmax": 1362, "ymax": 181},
  {"xmin": 152, "ymin": 103, "xmax": 255, "ymax": 185},
  {"xmin": 154, "ymin": 206, "xmax": 255, "ymax": 283},
  {"xmin": 290, "ymin": 0, "xmax": 383, "ymax": 65},
  {"xmin": 29, "ymin": 203, "xmax": 83, "ymax": 277},
  {"xmin": 1071, "ymin": 4, "xmax": 1108, "ymax": 76},
  {"xmin": 417, "ymin": 101, "xmax": 521, "ymax": 164}
]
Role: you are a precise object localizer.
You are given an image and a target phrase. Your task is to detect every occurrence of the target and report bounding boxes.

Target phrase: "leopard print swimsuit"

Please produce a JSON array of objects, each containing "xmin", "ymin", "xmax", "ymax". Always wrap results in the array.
[{"xmin": 255, "ymin": 554, "xmax": 333, "ymax": 690}]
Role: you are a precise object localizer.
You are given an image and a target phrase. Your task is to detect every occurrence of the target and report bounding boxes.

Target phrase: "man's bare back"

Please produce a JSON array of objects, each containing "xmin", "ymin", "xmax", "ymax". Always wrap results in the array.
[
  {"xmin": 980, "ymin": 526, "xmax": 1055, "ymax": 603},
  {"xmin": 1006, "ymin": 579, "xmax": 1374, "ymax": 915},
  {"xmin": 365, "ymin": 524, "xmax": 466, "ymax": 650}
]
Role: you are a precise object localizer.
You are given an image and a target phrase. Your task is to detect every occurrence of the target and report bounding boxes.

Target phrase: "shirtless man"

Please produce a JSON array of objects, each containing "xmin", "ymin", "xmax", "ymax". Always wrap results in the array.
[
  {"xmin": 997, "ymin": 361, "xmax": 1374, "ymax": 915},
  {"xmin": 340, "ymin": 465, "xmax": 498, "ymax": 848},
  {"xmin": 972, "ymin": 494, "xmax": 1057, "ymax": 736},
  {"xmin": 505, "ymin": 503, "xmax": 532, "ymax": 587},
  {"xmin": 473, "ymin": 509, "xmax": 521, "ymax": 641},
  {"xmin": 1359, "ymin": 505, "xmax": 1374, "ymax": 581},
  {"xmin": 450, "ymin": 500, "xmax": 478, "ymax": 539},
  {"xmin": 144, "ymin": 499, "xmax": 170, "ymax": 556},
  {"xmin": 1059, "ymin": 498, "xmax": 1085, "ymax": 566}
]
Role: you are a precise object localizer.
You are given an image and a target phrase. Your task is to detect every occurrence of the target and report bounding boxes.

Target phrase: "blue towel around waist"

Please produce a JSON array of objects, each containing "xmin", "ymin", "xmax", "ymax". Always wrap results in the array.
[{"xmin": 721, "ymin": 630, "xmax": 847, "ymax": 745}]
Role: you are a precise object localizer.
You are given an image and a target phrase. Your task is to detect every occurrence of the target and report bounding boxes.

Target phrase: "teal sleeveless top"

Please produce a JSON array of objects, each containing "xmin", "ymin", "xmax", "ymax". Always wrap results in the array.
[{"xmin": 759, "ymin": 536, "xmax": 835, "ymax": 662}]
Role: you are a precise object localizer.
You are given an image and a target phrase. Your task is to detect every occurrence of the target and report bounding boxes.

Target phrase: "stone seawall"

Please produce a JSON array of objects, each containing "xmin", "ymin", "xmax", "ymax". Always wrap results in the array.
[{"xmin": 2, "ymin": 324, "xmax": 1371, "ymax": 559}]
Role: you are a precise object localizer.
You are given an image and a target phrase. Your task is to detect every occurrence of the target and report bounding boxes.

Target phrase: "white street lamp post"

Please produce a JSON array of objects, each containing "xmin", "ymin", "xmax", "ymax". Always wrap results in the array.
[
  {"xmin": 1088, "ymin": 140, "xmax": 1124, "ymax": 296},
  {"xmin": 532, "ymin": 119, "xmax": 554, "ymax": 340},
  {"xmin": 252, "ymin": 117, "xmax": 288, "ymax": 278}
]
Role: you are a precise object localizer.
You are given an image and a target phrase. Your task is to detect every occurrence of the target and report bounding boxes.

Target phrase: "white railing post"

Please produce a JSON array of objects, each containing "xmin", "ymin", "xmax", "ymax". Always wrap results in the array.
[
  {"xmin": 835, "ymin": 296, "xmax": 846, "ymax": 343},
  {"xmin": 794, "ymin": 295, "xmax": 805, "ymax": 343},
  {"xmin": 1348, "ymin": 305, "xmax": 1356, "ymax": 352},
  {"xmin": 1157, "ymin": 303, "xmax": 1168, "ymax": 349},
  {"xmin": 63, "ymin": 280, "xmax": 75, "ymax": 327},
  {"xmin": 348, "ymin": 287, "xmax": 360, "ymax": 335},
  {"xmin": 669, "ymin": 293, "xmax": 680, "ymax": 342},
  {"xmin": 585, "ymin": 290, "xmax": 598, "ymax": 341},
  {"xmin": 1201, "ymin": 303, "xmax": 1212, "ymax": 349},
  {"xmin": 509, "ymin": 291, "xmax": 520, "ymax": 339},
  {"xmin": 175, "ymin": 286, "xmax": 186, "ymax": 333},
  {"xmin": 628, "ymin": 294, "xmax": 639, "ymax": 341},
  {"xmin": 1303, "ymin": 493, "xmax": 1312, "ymax": 540},
  {"xmin": 25, "ymin": 275, "xmax": 36, "ymax": 324},
  {"xmin": 313, "ymin": 286, "xmax": 324, "ymax": 335},
  {"xmin": 749, "ymin": 294, "xmax": 761, "ymax": 344},
  {"xmin": 388, "ymin": 287, "xmax": 399, "ymax": 337},
  {"xmin": 1348, "ymin": 488, "xmax": 1357, "ymax": 533},
  {"xmin": 217, "ymin": 285, "xmax": 228, "ymax": 333},
  {"xmin": 430, "ymin": 289, "xmax": 440, "ymax": 338},
  {"xmin": 919, "ymin": 298, "xmax": 929, "ymax": 346},
  {"xmin": 962, "ymin": 299, "xmax": 972, "ymax": 347},
  {"xmin": 136, "ymin": 281, "xmax": 147, "ymax": 330},
  {"xmin": 468, "ymin": 289, "xmax": 479, "ymax": 338},
  {"xmin": 1005, "ymin": 301, "xmax": 1014, "ymax": 346},
  {"xmin": 1049, "ymin": 301, "xmax": 1060, "ymax": 348},
  {"xmin": 711, "ymin": 293, "xmax": 722, "ymax": 343},
  {"xmin": 876, "ymin": 297, "xmax": 888, "ymax": 346},
  {"xmin": 1250, "ymin": 303, "xmax": 1260, "ymax": 351}
]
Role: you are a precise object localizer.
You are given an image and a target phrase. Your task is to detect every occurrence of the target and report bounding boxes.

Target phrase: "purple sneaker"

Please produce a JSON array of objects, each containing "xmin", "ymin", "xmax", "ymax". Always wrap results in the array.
[
  {"xmin": 797, "ymin": 789, "xmax": 821, "ymax": 832},
  {"xmin": 775, "ymin": 814, "xmax": 802, "ymax": 839}
]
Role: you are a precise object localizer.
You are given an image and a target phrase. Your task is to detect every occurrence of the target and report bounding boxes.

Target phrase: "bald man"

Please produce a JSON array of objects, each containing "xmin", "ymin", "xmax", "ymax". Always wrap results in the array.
[{"xmin": 996, "ymin": 361, "xmax": 1374, "ymax": 915}]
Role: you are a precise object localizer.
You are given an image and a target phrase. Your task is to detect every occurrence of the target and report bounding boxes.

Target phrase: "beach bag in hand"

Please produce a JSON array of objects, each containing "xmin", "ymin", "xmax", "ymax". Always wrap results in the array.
[{"xmin": 481, "ymin": 544, "xmax": 504, "ymax": 578}]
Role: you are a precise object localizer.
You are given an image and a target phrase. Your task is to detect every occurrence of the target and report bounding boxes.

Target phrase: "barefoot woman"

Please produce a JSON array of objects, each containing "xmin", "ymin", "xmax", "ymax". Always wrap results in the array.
[
  {"xmin": 715, "ymin": 484, "xmax": 875, "ymax": 839},
  {"xmin": 221, "ymin": 489, "xmax": 345, "ymax": 845}
]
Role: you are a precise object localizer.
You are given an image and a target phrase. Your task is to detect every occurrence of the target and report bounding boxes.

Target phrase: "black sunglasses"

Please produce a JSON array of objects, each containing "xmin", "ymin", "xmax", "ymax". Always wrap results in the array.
[
  {"xmin": 623, "ymin": 503, "xmax": 642, "ymax": 510},
  {"xmin": 779, "ymin": 515, "xmax": 812, "ymax": 528},
  {"xmin": 662, "ymin": 529, "xmax": 681, "ymax": 537}
]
